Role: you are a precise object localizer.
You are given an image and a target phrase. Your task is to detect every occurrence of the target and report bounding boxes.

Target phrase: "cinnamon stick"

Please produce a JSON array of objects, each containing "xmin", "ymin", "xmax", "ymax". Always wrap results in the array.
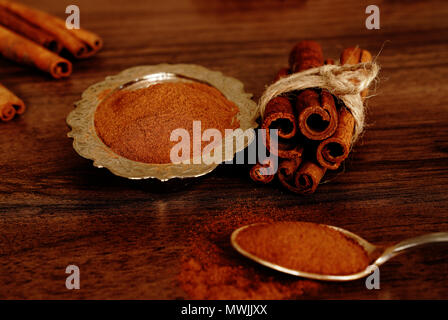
[
  {"xmin": 0, "ymin": 83, "xmax": 25, "ymax": 122},
  {"xmin": 316, "ymin": 47, "xmax": 373, "ymax": 169},
  {"xmin": 249, "ymin": 160, "xmax": 275, "ymax": 184},
  {"xmin": 262, "ymin": 96, "xmax": 297, "ymax": 140},
  {"xmin": 0, "ymin": 25, "xmax": 72, "ymax": 78},
  {"xmin": 278, "ymin": 158, "xmax": 302, "ymax": 180},
  {"xmin": 0, "ymin": 6, "xmax": 61, "ymax": 52},
  {"xmin": 294, "ymin": 161, "xmax": 327, "ymax": 194},
  {"xmin": 340, "ymin": 47, "xmax": 372, "ymax": 99},
  {"xmin": 0, "ymin": 0, "xmax": 102, "ymax": 58},
  {"xmin": 290, "ymin": 41, "xmax": 338, "ymax": 140},
  {"xmin": 316, "ymin": 107, "xmax": 354, "ymax": 169},
  {"xmin": 277, "ymin": 158, "xmax": 302, "ymax": 193},
  {"xmin": 289, "ymin": 40, "xmax": 324, "ymax": 72},
  {"xmin": 296, "ymin": 89, "xmax": 338, "ymax": 140},
  {"xmin": 50, "ymin": 15, "xmax": 103, "ymax": 58},
  {"xmin": 262, "ymin": 94, "xmax": 303, "ymax": 159},
  {"xmin": 264, "ymin": 126, "xmax": 304, "ymax": 159}
]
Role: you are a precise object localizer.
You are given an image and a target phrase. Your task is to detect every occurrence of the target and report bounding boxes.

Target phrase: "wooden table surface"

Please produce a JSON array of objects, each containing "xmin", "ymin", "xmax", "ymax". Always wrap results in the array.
[{"xmin": 0, "ymin": 0, "xmax": 447, "ymax": 299}]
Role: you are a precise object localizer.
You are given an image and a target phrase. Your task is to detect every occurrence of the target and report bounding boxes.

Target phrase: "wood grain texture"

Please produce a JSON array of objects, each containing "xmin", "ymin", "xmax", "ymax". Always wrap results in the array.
[{"xmin": 0, "ymin": 0, "xmax": 447, "ymax": 299}]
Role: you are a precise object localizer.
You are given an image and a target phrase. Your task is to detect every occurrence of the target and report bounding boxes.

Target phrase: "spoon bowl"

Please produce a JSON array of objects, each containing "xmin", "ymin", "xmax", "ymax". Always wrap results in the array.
[{"xmin": 231, "ymin": 222, "xmax": 448, "ymax": 281}]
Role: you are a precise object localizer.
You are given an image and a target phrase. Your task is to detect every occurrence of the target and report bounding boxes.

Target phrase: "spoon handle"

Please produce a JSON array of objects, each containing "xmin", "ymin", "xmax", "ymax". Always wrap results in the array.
[{"xmin": 376, "ymin": 232, "xmax": 448, "ymax": 265}]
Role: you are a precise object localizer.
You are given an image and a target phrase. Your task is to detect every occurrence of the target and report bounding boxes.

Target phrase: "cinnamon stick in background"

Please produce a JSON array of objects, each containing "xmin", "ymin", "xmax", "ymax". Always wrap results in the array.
[
  {"xmin": 0, "ymin": 0, "xmax": 102, "ymax": 58},
  {"xmin": 0, "ymin": 83, "xmax": 25, "ymax": 122},
  {"xmin": 0, "ymin": 25, "xmax": 72, "ymax": 78},
  {"xmin": 340, "ymin": 47, "xmax": 372, "ymax": 99},
  {"xmin": 0, "ymin": 6, "xmax": 61, "ymax": 52},
  {"xmin": 0, "ymin": 0, "xmax": 85, "ymax": 58},
  {"xmin": 50, "ymin": 16, "xmax": 103, "ymax": 57},
  {"xmin": 289, "ymin": 40, "xmax": 324, "ymax": 72},
  {"xmin": 316, "ymin": 47, "xmax": 372, "ymax": 169},
  {"xmin": 294, "ymin": 161, "xmax": 327, "ymax": 194},
  {"xmin": 290, "ymin": 41, "xmax": 338, "ymax": 140},
  {"xmin": 249, "ymin": 160, "xmax": 275, "ymax": 184}
]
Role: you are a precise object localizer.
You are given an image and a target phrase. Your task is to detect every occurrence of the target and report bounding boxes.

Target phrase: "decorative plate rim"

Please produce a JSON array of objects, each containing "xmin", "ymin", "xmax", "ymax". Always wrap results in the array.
[{"xmin": 66, "ymin": 64, "xmax": 259, "ymax": 181}]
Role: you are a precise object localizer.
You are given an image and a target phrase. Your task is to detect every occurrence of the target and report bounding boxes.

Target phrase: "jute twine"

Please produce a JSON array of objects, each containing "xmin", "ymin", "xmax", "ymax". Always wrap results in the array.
[{"xmin": 258, "ymin": 62, "xmax": 380, "ymax": 143}]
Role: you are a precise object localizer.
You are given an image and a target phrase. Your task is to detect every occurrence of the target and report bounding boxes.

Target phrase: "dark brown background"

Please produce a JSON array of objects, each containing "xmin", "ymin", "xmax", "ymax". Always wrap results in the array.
[{"xmin": 0, "ymin": 0, "xmax": 447, "ymax": 299}]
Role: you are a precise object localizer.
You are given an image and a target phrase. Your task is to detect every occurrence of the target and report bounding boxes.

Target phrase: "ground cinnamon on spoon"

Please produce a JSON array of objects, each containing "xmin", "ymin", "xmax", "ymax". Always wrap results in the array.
[
  {"xmin": 94, "ymin": 82, "xmax": 239, "ymax": 164},
  {"xmin": 236, "ymin": 221, "xmax": 370, "ymax": 275}
]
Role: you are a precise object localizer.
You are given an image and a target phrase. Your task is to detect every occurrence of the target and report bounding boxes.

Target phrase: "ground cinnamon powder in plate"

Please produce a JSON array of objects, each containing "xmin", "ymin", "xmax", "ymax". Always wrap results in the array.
[
  {"xmin": 178, "ymin": 204, "xmax": 321, "ymax": 300},
  {"xmin": 236, "ymin": 222, "xmax": 370, "ymax": 275},
  {"xmin": 94, "ymin": 82, "xmax": 239, "ymax": 164}
]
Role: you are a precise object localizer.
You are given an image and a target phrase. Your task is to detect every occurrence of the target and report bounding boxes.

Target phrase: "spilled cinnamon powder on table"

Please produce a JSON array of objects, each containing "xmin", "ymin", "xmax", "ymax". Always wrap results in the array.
[
  {"xmin": 178, "ymin": 204, "xmax": 321, "ymax": 300},
  {"xmin": 94, "ymin": 82, "xmax": 239, "ymax": 164}
]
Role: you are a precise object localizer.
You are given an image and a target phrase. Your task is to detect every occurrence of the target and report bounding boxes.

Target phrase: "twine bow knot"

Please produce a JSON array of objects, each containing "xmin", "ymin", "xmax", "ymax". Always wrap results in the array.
[{"xmin": 258, "ymin": 62, "xmax": 380, "ymax": 142}]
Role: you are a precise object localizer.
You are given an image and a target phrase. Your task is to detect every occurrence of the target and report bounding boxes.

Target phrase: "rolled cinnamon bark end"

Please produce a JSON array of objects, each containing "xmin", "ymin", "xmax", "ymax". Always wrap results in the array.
[
  {"xmin": 316, "ymin": 107, "xmax": 355, "ymax": 169},
  {"xmin": 274, "ymin": 67, "xmax": 290, "ymax": 82},
  {"xmin": 289, "ymin": 40, "xmax": 324, "ymax": 73},
  {"xmin": 264, "ymin": 126, "xmax": 304, "ymax": 159},
  {"xmin": 51, "ymin": 60, "xmax": 72, "ymax": 79},
  {"xmin": 340, "ymin": 47, "xmax": 373, "ymax": 99},
  {"xmin": 250, "ymin": 162, "xmax": 275, "ymax": 184},
  {"xmin": 296, "ymin": 89, "xmax": 338, "ymax": 140},
  {"xmin": 70, "ymin": 28, "xmax": 103, "ymax": 55},
  {"xmin": 0, "ymin": 104, "xmax": 15, "ymax": 121},
  {"xmin": 0, "ymin": 26, "xmax": 72, "ymax": 79},
  {"xmin": 50, "ymin": 18, "xmax": 103, "ymax": 57},
  {"xmin": 278, "ymin": 158, "xmax": 302, "ymax": 181},
  {"xmin": 277, "ymin": 158, "xmax": 304, "ymax": 193},
  {"xmin": 294, "ymin": 161, "xmax": 327, "ymax": 194},
  {"xmin": 262, "ymin": 96, "xmax": 297, "ymax": 139},
  {"xmin": 0, "ymin": 83, "xmax": 25, "ymax": 122}
]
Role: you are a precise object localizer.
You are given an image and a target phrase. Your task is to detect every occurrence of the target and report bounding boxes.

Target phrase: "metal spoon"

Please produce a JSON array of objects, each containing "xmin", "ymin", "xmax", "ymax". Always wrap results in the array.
[{"xmin": 231, "ymin": 223, "xmax": 448, "ymax": 281}]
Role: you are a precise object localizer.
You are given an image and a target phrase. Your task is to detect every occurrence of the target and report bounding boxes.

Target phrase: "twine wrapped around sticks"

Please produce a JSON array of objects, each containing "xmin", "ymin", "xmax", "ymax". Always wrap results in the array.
[{"xmin": 258, "ymin": 62, "xmax": 380, "ymax": 143}]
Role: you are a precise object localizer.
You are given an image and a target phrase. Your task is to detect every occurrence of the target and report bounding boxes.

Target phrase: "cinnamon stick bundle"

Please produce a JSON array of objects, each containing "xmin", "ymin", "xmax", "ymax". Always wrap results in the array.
[
  {"xmin": 0, "ymin": 83, "xmax": 24, "ymax": 122},
  {"xmin": 0, "ymin": 6, "xmax": 61, "ymax": 52},
  {"xmin": 0, "ymin": 0, "xmax": 102, "ymax": 58},
  {"xmin": 251, "ymin": 41, "xmax": 375, "ymax": 195},
  {"xmin": 0, "ymin": 25, "xmax": 72, "ymax": 78},
  {"xmin": 316, "ymin": 47, "xmax": 373, "ymax": 169},
  {"xmin": 290, "ymin": 41, "xmax": 338, "ymax": 141}
]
